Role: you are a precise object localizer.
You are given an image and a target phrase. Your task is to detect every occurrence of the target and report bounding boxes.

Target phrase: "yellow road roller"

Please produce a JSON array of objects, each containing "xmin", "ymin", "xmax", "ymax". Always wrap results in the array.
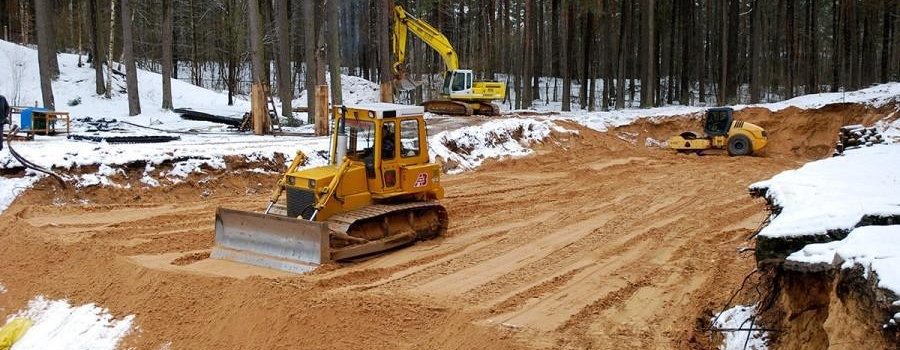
[{"xmin": 667, "ymin": 107, "xmax": 768, "ymax": 156}]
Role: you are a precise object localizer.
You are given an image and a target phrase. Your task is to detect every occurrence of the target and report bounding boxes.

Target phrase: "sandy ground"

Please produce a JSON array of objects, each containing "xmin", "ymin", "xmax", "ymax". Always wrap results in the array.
[{"xmin": 0, "ymin": 104, "xmax": 892, "ymax": 349}]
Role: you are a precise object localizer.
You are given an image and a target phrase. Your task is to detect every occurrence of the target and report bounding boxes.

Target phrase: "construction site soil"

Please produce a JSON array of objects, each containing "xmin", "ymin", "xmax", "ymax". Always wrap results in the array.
[{"xmin": 0, "ymin": 103, "xmax": 895, "ymax": 349}]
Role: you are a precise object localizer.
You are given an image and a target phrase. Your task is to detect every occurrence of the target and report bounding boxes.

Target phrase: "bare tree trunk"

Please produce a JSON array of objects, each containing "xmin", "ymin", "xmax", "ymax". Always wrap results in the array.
[
  {"xmin": 105, "ymin": 0, "xmax": 115, "ymax": 98},
  {"xmin": 561, "ymin": 0, "xmax": 572, "ymax": 111},
  {"xmin": 376, "ymin": 0, "xmax": 394, "ymax": 102},
  {"xmin": 303, "ymin": 0, "xmax": 317, "ymax": 122},
  {"xmin": 88, "ymin": 0, "xmax": 105, "ymax": 95},
  {"xmin": 161, "ymin": 0, "xmax": 174, "ymax": 110},
  {"xmin": 616, "ymin": 0, "xmax": 629, "ymax": 109},
  {"xmin": 121, "ymin": 0, "xmax": 140, "ymax": 115},
  {"xmin": 326, "ymin": 0, "xmax": 343, "ymax": 106},
  {"xmin": 521, "ymin": 0, "xmax": 534, "ymax": 109},
  {"xmin": 46, "ymin": 0, "xmax": 59, "ymax": 78},
  {"xmin": 248, "ymin": 0, "xmax": 265, "ymax": 84},
  {"xmin": 641, "ymin": 0, "xmax": 655, "ymax": 108},
  {"xmin": 34, "ymin": 0, "xmax": 55, "ymax": 109},
  {"xmin": 274, "ymin": 0, "xmax": 293, "ymax": 117},
  {"xmin": 749, "ymin": 0, "xmax": 760, "ymax": 103}
]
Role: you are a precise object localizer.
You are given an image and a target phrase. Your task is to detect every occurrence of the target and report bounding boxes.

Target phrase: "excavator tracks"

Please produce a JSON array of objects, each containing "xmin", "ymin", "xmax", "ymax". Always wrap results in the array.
[{"xmin": 423, "ymin": 100, "xmax": 501, "ymax": 116}]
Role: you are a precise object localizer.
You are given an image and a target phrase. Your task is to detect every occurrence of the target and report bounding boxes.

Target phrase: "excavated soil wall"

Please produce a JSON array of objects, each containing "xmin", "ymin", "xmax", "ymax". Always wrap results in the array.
[{"xmin": 759, "ymin": 267, "xmax": 898, "ymax": 350}]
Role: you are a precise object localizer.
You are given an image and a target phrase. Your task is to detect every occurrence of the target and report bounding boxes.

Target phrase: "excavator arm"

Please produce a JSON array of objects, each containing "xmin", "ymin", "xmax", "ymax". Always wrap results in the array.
[{"xmin": 392, "ymin": 5, "xmax": 459, "ymax": 77}]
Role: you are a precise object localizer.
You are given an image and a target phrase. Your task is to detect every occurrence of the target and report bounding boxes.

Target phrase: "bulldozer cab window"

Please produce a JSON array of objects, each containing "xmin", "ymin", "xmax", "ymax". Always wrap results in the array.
[
  {"xmin": 346, "ymin": 119, "xmax": 375, "ymax": 160},
  {"xmin": 400, "ymin": 119, "xmax": 421, "ymax": 157},
  {"xmin": 381, "ymin": 121, "xmax": 396, "ymax": 160}
]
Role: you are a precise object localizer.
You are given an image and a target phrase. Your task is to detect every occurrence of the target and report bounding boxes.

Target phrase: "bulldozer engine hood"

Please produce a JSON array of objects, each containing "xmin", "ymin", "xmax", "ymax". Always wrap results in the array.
[{"xmin": 285, "ymin": 165, "xmax": 338, "ymax": 191}]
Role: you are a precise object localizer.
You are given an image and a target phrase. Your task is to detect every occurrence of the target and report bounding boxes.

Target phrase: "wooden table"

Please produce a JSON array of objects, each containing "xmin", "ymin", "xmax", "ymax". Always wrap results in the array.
[{"xmin": 30, "ymin": 110, "xmax": 71, "ymax": 135}]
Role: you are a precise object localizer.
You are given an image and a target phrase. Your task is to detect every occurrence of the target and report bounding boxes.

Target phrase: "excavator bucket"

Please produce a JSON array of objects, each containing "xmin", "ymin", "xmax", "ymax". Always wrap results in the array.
[{"xmin": 211, "ymin": 208, "xmax": 330, "ymax": 274}]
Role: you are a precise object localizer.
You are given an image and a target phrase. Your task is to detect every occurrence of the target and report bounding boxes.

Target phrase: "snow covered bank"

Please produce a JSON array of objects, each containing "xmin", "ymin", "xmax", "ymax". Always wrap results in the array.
[
  {"xmin": 750, "ymin": 143, "xmax": 900, "ymax": 341},
  {"xmin": 712, "ymin": 304, "xmax": 768, "ymax": 350},
  {"xmin": 429, "ymin": 118, "xmax": 569, "ymax": 174},
  {"xmin": 750, "ymin": 144, "xmax": 900, "ymax": 240},
  {"xmin": 4, "ymin": 296, "xmax": 134, "ymax": 350},
  {"xmin": 788, "ymin": 225, "xmax": 900, "ymax": 296}
]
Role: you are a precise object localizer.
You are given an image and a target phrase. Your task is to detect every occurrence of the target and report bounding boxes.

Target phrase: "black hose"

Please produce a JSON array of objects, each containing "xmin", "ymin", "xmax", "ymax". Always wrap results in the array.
[{"xmin": 5, "ymin": 125, "xmax": 68, "ymax": 188}]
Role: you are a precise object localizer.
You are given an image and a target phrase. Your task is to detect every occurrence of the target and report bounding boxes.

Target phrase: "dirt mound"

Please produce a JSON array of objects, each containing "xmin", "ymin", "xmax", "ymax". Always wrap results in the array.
[{"xmin": 616, "ymin": 103, "xmax": 898, "ymax": 160}]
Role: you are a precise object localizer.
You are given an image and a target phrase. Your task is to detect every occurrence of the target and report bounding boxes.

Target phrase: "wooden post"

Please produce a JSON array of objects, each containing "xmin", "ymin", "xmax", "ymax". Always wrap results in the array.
[
  {"xmin": 315, "ymin": 85, "xmax": 329, "ymax": 136},
  {"xmin": 251, "ymin": 83, "xmax": 269, "ymax": 135}
]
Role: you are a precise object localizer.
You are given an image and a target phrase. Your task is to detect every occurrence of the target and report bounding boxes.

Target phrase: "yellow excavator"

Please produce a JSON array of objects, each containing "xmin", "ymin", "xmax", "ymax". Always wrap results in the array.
[
  {"xmin": 667, "ymin": 107, "xmax": 768, "ymax": 156},
  {"xmin": 393, "ymin": 5, "xmax": 506, "ymax": 116},
  {"xmin": 212, "ymin": 103, "xmax": 448, "ymax": 273}
]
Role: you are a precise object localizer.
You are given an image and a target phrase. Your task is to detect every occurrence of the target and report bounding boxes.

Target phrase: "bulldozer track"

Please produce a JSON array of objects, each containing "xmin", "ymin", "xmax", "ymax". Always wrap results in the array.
[{"xmin": 326, "ymin": 201, "xmax": 447, "ymax": 235}]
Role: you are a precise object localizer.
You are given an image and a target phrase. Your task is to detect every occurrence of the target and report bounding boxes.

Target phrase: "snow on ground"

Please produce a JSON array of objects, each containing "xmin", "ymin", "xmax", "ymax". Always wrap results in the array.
[
  {"xmin": 712, "ymin": 304, "xmax": 768, "ymax": 350},
  {"xmin": 429, "ymin": 118, "xmax": 569, "ymax": 174},
  {"xmin": 0, "ymin": 174, "xmax": 43, "ymax": 214},
  {"xmin": 294, "ymin": 74, "xmax": 381, "ymax": 107},
  {"xmin": 0, "ymin": 42, "xmax": 570, "ymax": 215},
  {"xmin": 4, "ymin": 296, "xmax": 134, "ymax": 350},
  {"xmin": 732, "ymin": 83, "xmax": 900, "ymax": 112},
  {"xmin": 750, "ymin": 144, "xmax": 900, "ymax": 239},
  {"xmin": 788, "ymin": 225, "xmax": 900, "ymax": 296},
  {"xmin": 549, "ymin": 82, "xmax": 900, "ymax": 133}
]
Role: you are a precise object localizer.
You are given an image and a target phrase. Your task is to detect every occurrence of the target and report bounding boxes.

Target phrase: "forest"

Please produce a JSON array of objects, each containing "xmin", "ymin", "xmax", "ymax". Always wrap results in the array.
[{"xmin": 1, "ymin": 0, "xmax": 898, "ymax": 115}]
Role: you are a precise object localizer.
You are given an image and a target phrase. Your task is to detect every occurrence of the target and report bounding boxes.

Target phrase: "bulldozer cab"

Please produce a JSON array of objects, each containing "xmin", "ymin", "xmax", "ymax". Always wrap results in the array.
[
  {"xmin": 704, "ymin": 107, "xmax": 733, "ymax": 137},
  {"xmin": 339, "ymin": 104, "xmax": 435, "ymax": 197}
]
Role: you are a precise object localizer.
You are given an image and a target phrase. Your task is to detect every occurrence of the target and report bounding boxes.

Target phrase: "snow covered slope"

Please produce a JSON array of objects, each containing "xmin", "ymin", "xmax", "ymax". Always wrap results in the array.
[
  {"xmin": 751, "ymin": 144, "xmax": 900, "ymax": 310},
  {"xmin": 750, "ymin": 144, "xmax": 900, "ymax": 239}
]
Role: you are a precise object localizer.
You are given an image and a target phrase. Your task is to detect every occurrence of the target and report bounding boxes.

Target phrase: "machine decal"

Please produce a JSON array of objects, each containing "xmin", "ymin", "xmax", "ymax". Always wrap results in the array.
[{"xmin": 414, "ymin": 173, "xmax": 428, "ymax": 187}]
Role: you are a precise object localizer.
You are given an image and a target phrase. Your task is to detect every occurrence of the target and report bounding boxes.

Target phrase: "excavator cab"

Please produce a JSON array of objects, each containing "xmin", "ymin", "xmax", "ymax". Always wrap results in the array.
[{"xmin": 442, "ymin": 69, "xmax": 474, "ymax": 95}]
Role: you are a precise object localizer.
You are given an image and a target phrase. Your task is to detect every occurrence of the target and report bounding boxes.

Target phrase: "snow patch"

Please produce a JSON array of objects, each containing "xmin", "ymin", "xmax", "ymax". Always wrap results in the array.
[
  {"xmin": 750, "ymin": 144, "xmax": 900, "ymax": 239},
  {"xmin": 5, "ymin": 296, "xmax": 134, "ymax": 350},
  {"xmin": 787, "ymin": 225, "xmax": 900, "ymax": 297},
  {"xmin": 0, "ymin": 175, "xmax": 43, "ymax": 214},
  {"xmin": 428, "ymin": 118, "xmax": 561, "ymax": 174},
  {"xmin": 712, "ymin": 304, "xmax": 768, "ymax": 350}
]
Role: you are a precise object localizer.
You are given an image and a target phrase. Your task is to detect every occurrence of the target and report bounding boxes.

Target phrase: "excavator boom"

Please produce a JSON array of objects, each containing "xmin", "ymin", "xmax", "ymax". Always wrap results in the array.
[{"xmin": 392, "ymin": 5, "xmax": 459, "ymax": 76}]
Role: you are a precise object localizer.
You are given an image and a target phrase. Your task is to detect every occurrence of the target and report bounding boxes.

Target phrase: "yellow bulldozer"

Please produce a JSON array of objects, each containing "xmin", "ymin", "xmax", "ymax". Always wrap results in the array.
[
  {"xmin": 212, "ymin": 103, "xmax": 448, "ymax": 273},
  {"xmin": 667, "ymin": 107, "xmax": 768, "ymax": 156},
  {"xmin": 392, "ymin": 5, "xmax": 506, "ymax": 116}
]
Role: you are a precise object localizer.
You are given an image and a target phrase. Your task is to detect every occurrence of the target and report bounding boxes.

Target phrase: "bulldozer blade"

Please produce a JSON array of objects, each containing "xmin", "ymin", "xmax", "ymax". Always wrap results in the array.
[{"xmin": 211, "ymin": 208, "xmax": 330, "ymax": 274}]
